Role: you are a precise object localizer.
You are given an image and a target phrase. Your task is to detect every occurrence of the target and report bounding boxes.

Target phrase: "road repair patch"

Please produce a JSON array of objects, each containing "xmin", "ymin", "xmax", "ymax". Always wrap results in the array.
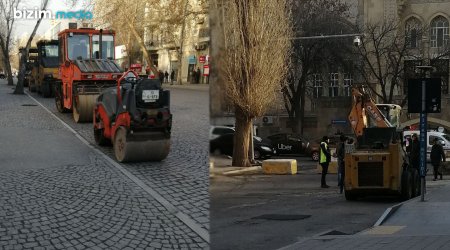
[{"xmin": 361, "ymin": 226, "xmax": 405, "ymax": 235}]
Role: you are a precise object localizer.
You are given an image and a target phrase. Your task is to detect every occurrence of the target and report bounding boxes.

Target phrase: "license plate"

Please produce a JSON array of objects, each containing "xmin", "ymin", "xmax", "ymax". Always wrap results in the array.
[
  {"xmin": 142, "ymin": 90, "xmax": 159, "ymax": 102},
  {"xmin": 95, "ymin": 74, "xmax": 108, "ymax": 79}
]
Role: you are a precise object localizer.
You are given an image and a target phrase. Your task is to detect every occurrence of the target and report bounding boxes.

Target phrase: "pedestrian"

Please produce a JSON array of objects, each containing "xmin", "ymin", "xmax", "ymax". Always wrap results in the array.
[
  {"xmin": 164, "ymin": 71, "xmax": 169, "ymax": 83},
  {"xmin": 170, "ymin": 70, "xmax": 175, "ymax": 84},
  {"xmin": 410, "ymin": 133, "xmax": 420, "ymax": 170},
  {"xmin": 320, "ymin": 136, "xmax": 331, "ymax": 188},
  {"xmin": 337, "ymin": 135, "xmax": 347, "ymax": 194},
  {"xmin": 158, "ymin": 70, "xmax": 164, "ymax": 84},
  {"xmin": 431, "ymin": 137, "xmax": 445, "ymax": 181},
  {"xmin": 196, "ymin": 67, "xmax": 201, "ymax": 84}
]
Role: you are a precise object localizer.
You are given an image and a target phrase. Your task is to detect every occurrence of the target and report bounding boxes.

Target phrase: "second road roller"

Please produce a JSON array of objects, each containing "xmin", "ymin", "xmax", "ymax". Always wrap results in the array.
[
  {"xmin": 55, "ymin": 26, "xmax": 122, "ymax": 122},
  {"xmin": 93, "ymin": 70, "xmax": 172, "ymax": 162}
]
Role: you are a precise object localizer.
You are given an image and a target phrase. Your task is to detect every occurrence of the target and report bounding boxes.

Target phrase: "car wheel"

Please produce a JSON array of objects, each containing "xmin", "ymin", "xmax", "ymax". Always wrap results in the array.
[
  {"xmin": 254, "ymin": 150, "xmax": 261, "ymax": 159},
  {"xmin": 311, "ymin": 151, "xmax": 320, "ymax": 161}
]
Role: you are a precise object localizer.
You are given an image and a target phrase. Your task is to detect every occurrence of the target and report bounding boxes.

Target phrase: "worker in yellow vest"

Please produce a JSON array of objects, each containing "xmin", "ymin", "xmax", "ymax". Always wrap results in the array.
[{"xmin": 320, "ymin": 136, "xmax": 331, "ymax": 188}]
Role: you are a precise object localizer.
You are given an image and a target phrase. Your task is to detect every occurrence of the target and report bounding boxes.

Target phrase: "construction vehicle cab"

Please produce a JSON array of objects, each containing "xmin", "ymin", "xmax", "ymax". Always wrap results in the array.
[
  {"xmin": 344, "ymin": 85, "xmax": 420, "ymax": 201},
  {"xmin": 28, "ymin": 40, "xmax": 59, "ymax": 97},
  {"xmin": 56, "ymin": 27, "xmax": 122, "ymax": 122}
]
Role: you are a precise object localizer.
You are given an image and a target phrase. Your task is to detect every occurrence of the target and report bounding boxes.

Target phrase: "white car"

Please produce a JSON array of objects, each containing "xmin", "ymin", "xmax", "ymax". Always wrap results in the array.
[{"xmin": 210, "ymin": 126, "xmax": 235, "ymax": 140}]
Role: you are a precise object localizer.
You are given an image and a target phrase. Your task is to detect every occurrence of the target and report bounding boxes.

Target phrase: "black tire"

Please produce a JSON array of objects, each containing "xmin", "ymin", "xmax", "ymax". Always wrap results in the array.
[
  {"xmin": 55, "ymin": 83, "xmax": 69, "ymax": 113},
  {"xmin": 29, "ymin": 80, "xmax": 36, "ymax": 92},
  {"xmin": 344, "ymin": 189, "xmax": 358, "ymax": 201},
  {"xmin": 94, "ymin": 127, "xmax": 110, "ymax": 146},
  {"xmin": 94, "ymin": 113, "xmax": 110, "ymax": 146},
  {"xmin": 401, "ymin": 169, "xmax": 413, "ymax": 201},
  {"xmin": 42, "ymin": 82, "xmax": 51, "ymax": 98}
]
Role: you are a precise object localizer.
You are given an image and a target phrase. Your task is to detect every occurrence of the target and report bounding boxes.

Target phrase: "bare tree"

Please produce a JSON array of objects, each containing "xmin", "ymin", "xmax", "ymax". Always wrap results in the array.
[
  {"xmin": 144, "ymin": 0, "xmax": 208, "ymax": 84},
  {"xmin": 213, "ymin": 0, "xmax": 292, "ymax": 167},
  {"xmin": 94, "ymin": 0, "xmax": 159, "ymax": 74},
  {"xmin": 356, "ymin": 20, "xmax": 419, "ymax": 105},
  {"xmin": 14, "ymin": 0, "xmax": 49, "ymax": 94},
  {"xmin": 282, "ymin": 0, "xmax": 354, "ymax": 135},
  {"xmin": 0, "ymin": 0, "xmax": 20, "ymax": 86}
]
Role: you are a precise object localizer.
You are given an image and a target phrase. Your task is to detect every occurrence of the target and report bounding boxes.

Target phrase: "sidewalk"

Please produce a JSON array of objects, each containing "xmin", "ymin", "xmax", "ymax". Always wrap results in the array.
[
  {"xmin": 163, "ymin": 82, "xmax": 209, "ymax": 92},
  {"xmin": 0, "ymin": 81, "xmax": 92, "ymax": 170},
  {"xmin": 280, "ymin": 179, "xmax": 450, "ymax": 249}
]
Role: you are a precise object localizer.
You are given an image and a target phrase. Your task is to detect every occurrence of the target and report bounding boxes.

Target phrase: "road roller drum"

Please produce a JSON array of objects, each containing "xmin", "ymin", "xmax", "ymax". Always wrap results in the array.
[{"xmin": 73, "ymin": 94, "xmax": 98, "ymax": 123}]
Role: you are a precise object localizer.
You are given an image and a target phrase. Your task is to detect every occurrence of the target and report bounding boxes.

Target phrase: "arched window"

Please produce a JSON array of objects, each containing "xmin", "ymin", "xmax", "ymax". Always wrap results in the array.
[
  {"xmin": 430, "ymin": 16, "xmax": 449, "ymax": 48},
  {"xmin": 405, "ymin": 17, "xmax": 421, "ymax": 48}
]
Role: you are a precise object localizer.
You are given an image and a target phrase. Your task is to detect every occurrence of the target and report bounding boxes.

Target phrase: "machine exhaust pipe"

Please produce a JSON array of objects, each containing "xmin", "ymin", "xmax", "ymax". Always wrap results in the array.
[{"xmin": 99, "ymin": 29, "xmax": 103, "ymax": 59}]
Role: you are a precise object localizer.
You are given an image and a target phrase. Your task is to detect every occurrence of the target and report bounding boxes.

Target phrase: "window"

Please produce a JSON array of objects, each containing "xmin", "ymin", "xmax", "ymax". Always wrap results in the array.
[
  {"xmin": 343, "ymin": 74, "xmax": 353, "ymax": 96},
  {"xmin": 41, "ymin": 45, "xmax": 58, "ymax": 57},
  {"xmin": 312, "ymin": 74, "xmax": 323, "ymax": 98},
  {"xmin": 405, "ymin": 17, "xmax": 421, "ymax": 48},
  {"xmin": 329, "ymin": 73, "xmax": 339, "ymax": 97},
  {"xmin": 67, "ymin": 34, "xmax": 89, "ymax": 60},
  {"xmin": 92, "ymin": 35, "xmax": 115, "ymax": 59},
  {"xmin": 311, "ymin": 100, "xmax": 318, "ymax": 112},
  {"xmin": 429, "ymin": 135, "xmax": 439, "ymax": 146},
  {"xmin": 430, "ymin": 16, "xmax": 449, "ymax": 48}
]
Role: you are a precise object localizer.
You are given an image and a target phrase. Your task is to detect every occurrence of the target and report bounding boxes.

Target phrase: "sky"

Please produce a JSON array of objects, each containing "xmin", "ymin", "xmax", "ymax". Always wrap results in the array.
[{"xmin": 13, "ymin": 0, "xmax": 88, "ymax": 39}]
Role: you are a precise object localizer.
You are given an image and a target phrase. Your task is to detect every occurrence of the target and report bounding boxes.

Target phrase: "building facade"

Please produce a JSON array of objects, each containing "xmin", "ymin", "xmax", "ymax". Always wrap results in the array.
[
  {"xmin": 212, "ymin": 0, "xmax": 450, "ymax": 139},
  {"xmin": 143, "ymin": 0, "xmax": 210, "ymax": 84}
]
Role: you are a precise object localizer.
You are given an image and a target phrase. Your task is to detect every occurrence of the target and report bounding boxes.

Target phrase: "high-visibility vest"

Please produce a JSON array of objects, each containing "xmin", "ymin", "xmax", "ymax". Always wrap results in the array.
[{"xmin": 320, "ymin": 141, "xmax": 329, "ymax": 164}]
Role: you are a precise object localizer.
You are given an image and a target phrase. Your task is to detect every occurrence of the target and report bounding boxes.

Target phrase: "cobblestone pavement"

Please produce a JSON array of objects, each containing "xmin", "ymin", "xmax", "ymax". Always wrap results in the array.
[{"xmin": 0, "ymin": 82, "xmax": 209, "ymax": 249}]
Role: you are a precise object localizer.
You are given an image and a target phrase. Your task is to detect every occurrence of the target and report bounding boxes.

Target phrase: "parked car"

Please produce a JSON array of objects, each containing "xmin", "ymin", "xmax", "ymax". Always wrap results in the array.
[
  {"xmin": 265, "ymin": 133, "xmax": 319, "ymax": 161},
  {"xmin": 210, "ymin": 133, "xmax": 276, "ymax": 159},
  {"xmin": 210, "ymin": 125, "xmax": 235, "ymax": 140},
  {"xmin": 0, "ymin": 73, "xmax": 5, "ymax": 79}
]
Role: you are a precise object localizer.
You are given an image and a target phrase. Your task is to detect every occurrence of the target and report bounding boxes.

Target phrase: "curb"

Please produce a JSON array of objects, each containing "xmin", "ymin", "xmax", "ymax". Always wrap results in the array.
[
  {"xmin": 222, "ymin": 166, "xmax": 262, "ymax": 176},
  {"xmin": 372, "ymin": 193, "xmax": 422, "ymax": 227},
  {"xmin": 372, "ymin": 203, "xmax": 403, "ymax": 227}
]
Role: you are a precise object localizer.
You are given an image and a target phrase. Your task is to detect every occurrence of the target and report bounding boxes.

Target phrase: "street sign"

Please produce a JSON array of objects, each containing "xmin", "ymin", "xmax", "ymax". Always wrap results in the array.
[
  {"xmin": 188, "ymin": 55, "xmax": 196, "ymax": 64},
  {"xmin": 203, "ymin": 65, "xmax": 209, "ymax": 76},
  {"xmin": 199, "ymin": 55, "xmax": 206, "ymax": 64}
]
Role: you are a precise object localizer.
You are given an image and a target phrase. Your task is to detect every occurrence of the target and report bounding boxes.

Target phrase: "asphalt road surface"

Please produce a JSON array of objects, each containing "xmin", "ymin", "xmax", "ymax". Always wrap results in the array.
[{"xmin": 210, "ymin": 156, "xmax": 400, "ymax": 250}]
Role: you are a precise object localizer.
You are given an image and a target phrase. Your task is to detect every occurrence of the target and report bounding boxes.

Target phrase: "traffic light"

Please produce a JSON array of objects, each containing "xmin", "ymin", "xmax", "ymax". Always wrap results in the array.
[{"xmin": 408, "ymin": 78, "xmax": 441, "ymax": 113}]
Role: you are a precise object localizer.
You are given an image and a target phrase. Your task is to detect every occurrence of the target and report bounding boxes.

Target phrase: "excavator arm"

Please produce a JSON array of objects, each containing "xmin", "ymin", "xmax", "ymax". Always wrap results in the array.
[{"xmin": 348, "ymin": 86, "xmax": 394, "ymax": 137}]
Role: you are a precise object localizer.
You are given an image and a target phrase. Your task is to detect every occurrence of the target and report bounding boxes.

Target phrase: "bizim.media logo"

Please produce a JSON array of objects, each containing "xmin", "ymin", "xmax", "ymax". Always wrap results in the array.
[{"xmin": 13, "ymin": 7, "xmax": 93, "ymax": 20}]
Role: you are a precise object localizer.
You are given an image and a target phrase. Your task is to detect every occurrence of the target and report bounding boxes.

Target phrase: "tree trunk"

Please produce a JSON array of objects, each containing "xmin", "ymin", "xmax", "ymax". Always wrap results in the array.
[
  {"xmin": 232, "ymin": 106, "xmax": 252, "ymax": 167},
  {"xmin": 299, "ymin": 84, "xmax": 306, "ymax": 135},
  {"xmin": 14, "ymin": 0, "xmax": 48, "ymax": 94},
  {"xmin": 177, "ymin": 0, "xmax": 189, "ymax": 85},
  {"xmin": 128, "ymin": 22, "xmax": 158, "ymax": 77},
  {"xmin": 4, "ymin": 55, "xmax": 13, "ymax": 86},
  {"xmin": 16, "ymin": 52, "xmax": 27, "ymax": 93}
]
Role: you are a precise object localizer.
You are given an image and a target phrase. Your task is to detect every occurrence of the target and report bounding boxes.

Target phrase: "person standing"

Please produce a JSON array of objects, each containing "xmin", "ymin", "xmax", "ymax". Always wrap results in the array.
[
  {"xmin": 410, "ymin": 133, "xmax": 420, "ymax": 170},
  {"xmin": 320, "ymin": 136, "xmax": 331, "ymax": 188},
  {"xmin": 170, "ymin": 70, "xmax": 175, "ymax": 84},
  {"xmin": 196, "ymin": 67, "xmax": 201, "ymax": 84},
  {"xmin": 158, "ymin": 70, "xmax": 164, "ymax": 84},
  {"xmin": 164, "ymin": 71, "xmax": 169, "ymax": 83},
  {"xmin": 337, "ymin": 135, "xmax": 347, "ymax": 193},
  {"xmin": 431, "ymin": 138, "xmax": 445, "ymax": 181}
]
